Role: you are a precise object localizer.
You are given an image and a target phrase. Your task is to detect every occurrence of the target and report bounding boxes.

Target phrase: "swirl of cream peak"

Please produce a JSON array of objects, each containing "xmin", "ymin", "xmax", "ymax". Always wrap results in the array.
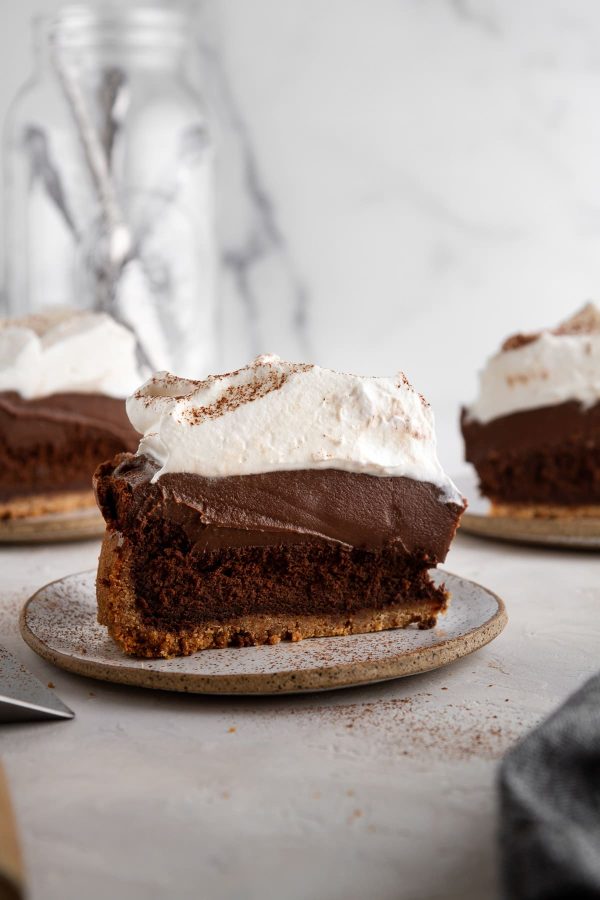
[
  {"xmin": 0, "ymin": 309, "xmax": 145, "ymax": 399},
  {"xmin": 466, "ymin": 302, "xmax": 600, "ymax": 424},
  {"xmin": 127, "ymin": 354, "xmax": 461, "ymax": 502}
]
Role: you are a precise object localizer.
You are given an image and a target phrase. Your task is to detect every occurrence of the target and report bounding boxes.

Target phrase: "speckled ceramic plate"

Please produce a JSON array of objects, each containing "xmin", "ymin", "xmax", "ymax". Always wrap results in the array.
[
  {"xmin": 20, "ymin": 570, "xmax": 507, "ymax": 694},
  {"xmin": 0, "ymin": 507, "xmax": 105, "ymax": 544},
  {"xmin": 457, "ymin": 470, "xmax": 600, "ymax": 550}
]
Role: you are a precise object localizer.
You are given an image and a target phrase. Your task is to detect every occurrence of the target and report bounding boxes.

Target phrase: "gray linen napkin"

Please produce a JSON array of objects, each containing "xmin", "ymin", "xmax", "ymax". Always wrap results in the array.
[{"xmin": 499, "ymin": 673, "xmax": 600, "ymax": 899}]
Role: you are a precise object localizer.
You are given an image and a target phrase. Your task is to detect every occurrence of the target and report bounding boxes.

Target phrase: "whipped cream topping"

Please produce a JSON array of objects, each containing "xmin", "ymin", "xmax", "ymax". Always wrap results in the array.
[
  {"xmin": 466, "ymin": 302, "xmax": 600, "ymax": 424},
  {"xmin": 127, "ymin": 355, "xmax": 462, "ymax": 502},
  {"xmin": 0, "ymin": 309, "xmax": 145, "ymax": 399}
]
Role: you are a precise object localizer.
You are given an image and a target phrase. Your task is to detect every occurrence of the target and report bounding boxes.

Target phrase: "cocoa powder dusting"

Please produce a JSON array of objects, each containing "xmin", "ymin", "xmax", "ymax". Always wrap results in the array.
[
  {"xmin": 395, "ymin": 372, "xmax": 430, "ymax": 409},
  {"xmin": 278, "ymin": 694, "xmax": 532, "ymax": 762},
  {"xmin": 182, "ymin": 370, "xmax": 288, "ymax": 424},
  {"xmin": 554, "ymin": 302, "xmax": 600, "ymax": 336},
  {"xmin": 501, "ymin": 332, "xmax": 540, "ymax": 352},
  {"xmin": 173, "ymin": 361, "xmax": 313, "ymax": 425},
  {"xmin": 502, "ymin": 302, "xmax": 600, "ymax": 353}
]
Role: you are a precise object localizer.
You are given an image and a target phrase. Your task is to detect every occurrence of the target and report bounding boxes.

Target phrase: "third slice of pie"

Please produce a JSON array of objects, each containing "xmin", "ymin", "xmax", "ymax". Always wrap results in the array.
[{"xmin": 462, "ymin": 302, "xmax": 600, "ymax": 517}]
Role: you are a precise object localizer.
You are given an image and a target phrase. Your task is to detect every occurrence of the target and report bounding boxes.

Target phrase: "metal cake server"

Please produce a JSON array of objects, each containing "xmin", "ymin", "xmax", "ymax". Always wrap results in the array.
[{"xmin": 0, "ymin": 644, "xmax": 73, "ymax": 723}]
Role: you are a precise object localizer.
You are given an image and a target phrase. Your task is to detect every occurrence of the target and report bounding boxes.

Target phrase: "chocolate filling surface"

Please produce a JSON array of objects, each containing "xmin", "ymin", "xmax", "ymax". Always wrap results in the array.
[{"xmin": 0, "ymin": 391, "xmax": 138, "ymax": 502}]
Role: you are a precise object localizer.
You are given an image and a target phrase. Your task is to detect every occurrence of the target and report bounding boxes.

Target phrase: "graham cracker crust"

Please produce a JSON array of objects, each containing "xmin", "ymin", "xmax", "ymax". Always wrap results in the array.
[
  {"xmin": 97, "ymin": 531, "xmax": 447, "ymax": 659},
  {"xmin": 0, "ymin": 490, "xmax": 97, "ymax": 520},
  {"xmin": 491, "ymin": 502, "xmax": 600, "ymax": 520}
]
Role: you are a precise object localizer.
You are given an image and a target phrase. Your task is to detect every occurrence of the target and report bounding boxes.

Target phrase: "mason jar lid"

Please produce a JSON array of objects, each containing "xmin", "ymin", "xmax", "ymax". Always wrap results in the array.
[{"xmin": 40, "ymin": 3, "xmax": 192, "ymax": 52}]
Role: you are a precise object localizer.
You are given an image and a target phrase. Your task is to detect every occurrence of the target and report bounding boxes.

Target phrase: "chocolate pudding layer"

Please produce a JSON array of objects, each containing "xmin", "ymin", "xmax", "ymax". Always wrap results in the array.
[
  {"xmin": 96, "ymin": 453, "xmax": 465, "ymax": 558},
  {"xmin": 461, "ymin": 400, "xmax": 600, "ymax": 505},
  {"xmin": 0, "ymin": 391, "xmax": 139, "ymax": 505},
  {"xmin": 94, "ymin": 453, "xmax": 465, "ymax": 655}
]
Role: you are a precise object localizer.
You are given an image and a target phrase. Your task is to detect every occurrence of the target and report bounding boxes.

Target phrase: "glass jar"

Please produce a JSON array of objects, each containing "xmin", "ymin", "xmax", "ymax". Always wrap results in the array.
[{"xmin": 3, "ymin": 3, "xmax": 217, "ymax": 378}]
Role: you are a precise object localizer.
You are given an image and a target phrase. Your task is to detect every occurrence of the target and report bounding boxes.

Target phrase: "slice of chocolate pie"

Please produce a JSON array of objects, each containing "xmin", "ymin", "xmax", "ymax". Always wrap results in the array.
[
  {"xmin": 462, "ymin": 302, "xmax": 600, "ymax": 517},
  {"xmin": 94, "ymin": 356, "xmax": 466, "ymax": 658},
  {"xmin": 0, "ymin": 309, "xmax": 141, "ymax": 518}
]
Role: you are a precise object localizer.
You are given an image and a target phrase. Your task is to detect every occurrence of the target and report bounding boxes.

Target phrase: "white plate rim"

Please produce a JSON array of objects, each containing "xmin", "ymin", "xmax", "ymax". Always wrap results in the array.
[
  {"xmin": 19, "ymin": 569, "xmax": 508, "ymax": 695},
  {"xmin": 455, "ymin": 469, "xmax": 600, "ymax": 550},
  {"xmin": 0, "ymin": 506, "xmax": 105, "ymax": 544}
]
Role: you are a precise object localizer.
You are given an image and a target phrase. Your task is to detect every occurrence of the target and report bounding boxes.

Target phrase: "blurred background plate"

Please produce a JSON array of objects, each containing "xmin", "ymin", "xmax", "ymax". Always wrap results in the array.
[
  {"xmin": 456, "ymin": 469, "xmax": 600, "ymax": 550},
  {"xmin": 0, "ymin": 507, "xmax": 105, "ymax": 544},
  {"xmin": 20, "ymin": 569, "xmax": 507, "ymax": 695}
]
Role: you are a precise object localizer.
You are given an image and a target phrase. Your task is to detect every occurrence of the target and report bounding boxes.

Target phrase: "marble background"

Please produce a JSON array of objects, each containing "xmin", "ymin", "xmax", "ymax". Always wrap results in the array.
[{"xmin": 2, "ymin": 0, "xmax": 600, "ymax": 470}]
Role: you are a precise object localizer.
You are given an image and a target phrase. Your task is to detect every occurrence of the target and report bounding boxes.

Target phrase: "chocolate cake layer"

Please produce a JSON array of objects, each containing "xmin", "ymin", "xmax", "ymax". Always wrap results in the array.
[
  {"xmin": 95, "ymin": 453, "xmax": 465, "ymax": 559},
  {"xmin": 106, "ymin": 525, "xmax": 446, "ymax": 632},
  {"xmin": 97, "ymin": 528, "xmax": 448, "ymax": 657},
  {"xmin": 0, "ymin": 391, "xmax": 138, "ymax": 503},
  {"xmin": 461, "ymin": 400, "xmax": 600, "ymax": 504}
]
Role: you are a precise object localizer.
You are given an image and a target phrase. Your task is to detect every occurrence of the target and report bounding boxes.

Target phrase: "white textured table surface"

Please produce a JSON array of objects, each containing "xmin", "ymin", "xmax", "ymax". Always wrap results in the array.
[{"xmin": 1, "ymin": 534, "xmax": 599, "ymax": 900}]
